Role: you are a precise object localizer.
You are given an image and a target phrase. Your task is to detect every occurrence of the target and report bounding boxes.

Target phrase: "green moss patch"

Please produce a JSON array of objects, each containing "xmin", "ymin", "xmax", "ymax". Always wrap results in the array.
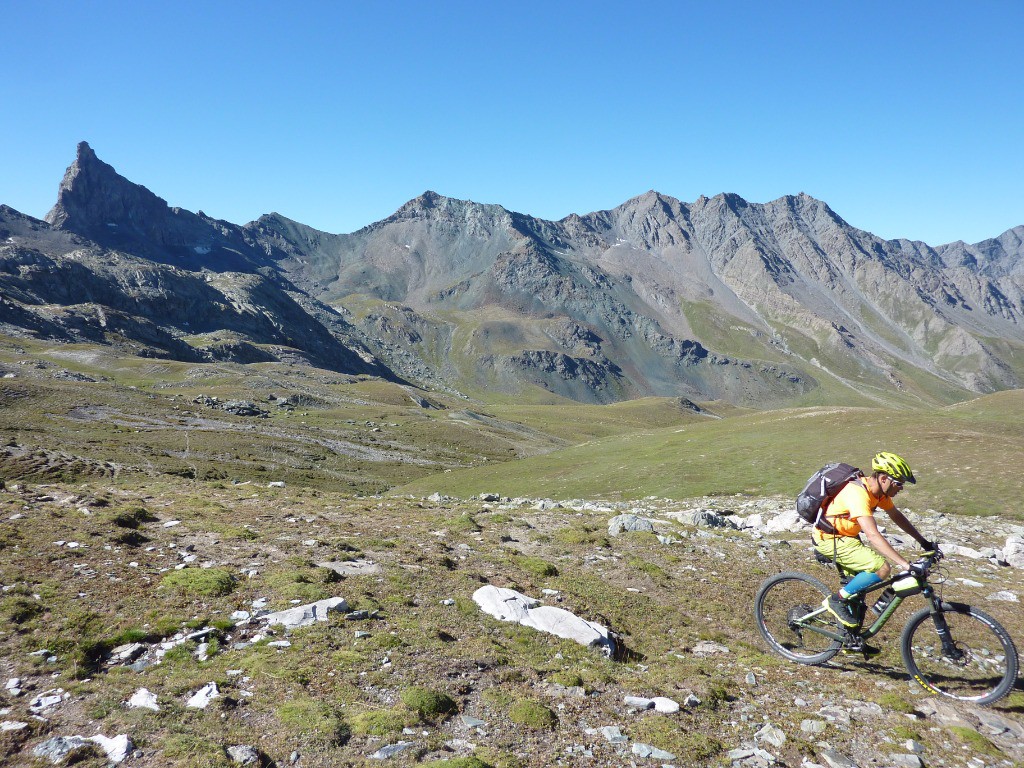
[
  {"xmin": 507, "ymin": 699, "xmax": 557, "ymax": 730},
  {"xmin": 400, "ymin": 686, "xmax": 458, "ymax": 719},
  {"xmin": 513, "ymin": 555, "xmax": 558, "ymax": 578},
  {"xmin": 159, "ymin": 568, "xmax": 235, "ymax": 597}
]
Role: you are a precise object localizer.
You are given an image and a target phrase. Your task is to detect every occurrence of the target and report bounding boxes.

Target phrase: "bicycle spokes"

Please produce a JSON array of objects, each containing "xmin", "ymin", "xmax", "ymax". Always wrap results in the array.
[{"xmin": 755, "ymin": 572, "xmax": 843, "ymax": 664}]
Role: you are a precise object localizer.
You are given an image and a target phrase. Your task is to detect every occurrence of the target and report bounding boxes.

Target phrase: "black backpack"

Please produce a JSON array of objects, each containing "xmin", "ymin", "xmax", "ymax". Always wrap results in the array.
[{"xmin": 796, "ymin": 462, "xmax": 863, "ymax": 534}]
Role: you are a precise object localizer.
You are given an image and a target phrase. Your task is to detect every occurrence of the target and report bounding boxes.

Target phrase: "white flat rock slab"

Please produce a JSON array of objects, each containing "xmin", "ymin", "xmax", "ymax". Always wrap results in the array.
[
  {"xmin": 261, "ymin": 597, "xmax": 349, "ymax": 629},
  {"xmin": 29, "ymin": 688, "xmax": 67, "ymax": 713},
  {"xmin": 317, "ymin": 559, "xmax": 382, "ymax": 576},
  {"xmin": 472, "ymin": 585, "xmax": 616, "ymax": 656}
]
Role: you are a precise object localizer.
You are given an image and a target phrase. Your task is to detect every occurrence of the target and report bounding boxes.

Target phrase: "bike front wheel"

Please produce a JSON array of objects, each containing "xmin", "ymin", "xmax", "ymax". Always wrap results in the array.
[
  {"xmin": 901, "ymin": 603, "xmax": 1019, "ymax": 705},
  {"xmin": 754, "ymin": 571, "xmax": 842, "ymax": 664}
]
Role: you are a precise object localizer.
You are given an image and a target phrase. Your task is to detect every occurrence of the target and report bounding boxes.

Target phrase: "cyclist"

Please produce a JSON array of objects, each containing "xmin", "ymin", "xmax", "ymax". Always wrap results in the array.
[{"xmin": 814, "ymin": 452, "xmax": 936, "ymax": 646}]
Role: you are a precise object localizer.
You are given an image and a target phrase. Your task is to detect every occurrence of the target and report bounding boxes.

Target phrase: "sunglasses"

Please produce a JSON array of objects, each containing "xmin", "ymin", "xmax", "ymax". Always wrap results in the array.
[{"xmin": 888, "ymin": 478, "xmax": 904, "ymax": 490}]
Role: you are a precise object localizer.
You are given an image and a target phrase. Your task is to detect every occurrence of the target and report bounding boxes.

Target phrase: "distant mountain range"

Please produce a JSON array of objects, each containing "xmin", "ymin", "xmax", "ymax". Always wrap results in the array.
[{"xmin": 1, "ymin": 141, "xmax": 1021, "ymax": 407}]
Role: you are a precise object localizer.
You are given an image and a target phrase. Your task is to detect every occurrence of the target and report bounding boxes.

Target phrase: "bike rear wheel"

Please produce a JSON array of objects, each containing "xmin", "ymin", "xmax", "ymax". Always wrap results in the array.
[
  {"xmin": 754, "ymin": 571, "xmax": 842, "ymax": 664},
  {"xmin": 901, "ymin": 603, "xmax": 1019, "ymax": 705}
]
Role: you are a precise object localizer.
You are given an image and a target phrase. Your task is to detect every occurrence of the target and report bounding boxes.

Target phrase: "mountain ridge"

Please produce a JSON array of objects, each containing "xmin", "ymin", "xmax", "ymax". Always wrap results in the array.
[{"xmin": 4, "ymin": 143, "xmax": 1023, "ymax": 407}]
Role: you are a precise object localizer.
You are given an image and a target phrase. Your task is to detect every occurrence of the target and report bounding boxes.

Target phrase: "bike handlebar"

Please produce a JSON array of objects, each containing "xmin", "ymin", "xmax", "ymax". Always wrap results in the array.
[{"xmin": 910, "ymin": 549, "xmax": 943, "ymax": 580}]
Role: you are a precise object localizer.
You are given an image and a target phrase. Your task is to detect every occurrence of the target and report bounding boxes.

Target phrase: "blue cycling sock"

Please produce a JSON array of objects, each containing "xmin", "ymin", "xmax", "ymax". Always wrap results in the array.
[{"xmin": 839, "ymin": 571, "xmax": 881, "ymax": 599}]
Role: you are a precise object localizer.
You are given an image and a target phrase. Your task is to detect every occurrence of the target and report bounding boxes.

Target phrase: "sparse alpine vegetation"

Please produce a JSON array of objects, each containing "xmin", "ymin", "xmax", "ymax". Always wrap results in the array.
[{"xmin": 1, "ymin": 467, "xmax": 1022, "ymax": 767}]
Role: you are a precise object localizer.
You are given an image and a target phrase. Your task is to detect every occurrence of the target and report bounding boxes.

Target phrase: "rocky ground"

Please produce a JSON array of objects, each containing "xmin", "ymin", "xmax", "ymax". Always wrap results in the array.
[{"xmin": 0, "ymin": 481, "xmax": 1022, "ymax": 768}]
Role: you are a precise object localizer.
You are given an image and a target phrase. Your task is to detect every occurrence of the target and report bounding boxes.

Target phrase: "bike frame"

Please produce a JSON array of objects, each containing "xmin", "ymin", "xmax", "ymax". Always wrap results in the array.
[{"xmin": 795, "ymin": 566, "xmax": 952, "ymax": 648}]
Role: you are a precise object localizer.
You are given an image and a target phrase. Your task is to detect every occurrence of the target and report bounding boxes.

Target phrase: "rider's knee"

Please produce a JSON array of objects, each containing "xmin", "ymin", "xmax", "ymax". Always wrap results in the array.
[{"xmin": 877, "ymin": 563, "xmax": 892, "ymax": 580}]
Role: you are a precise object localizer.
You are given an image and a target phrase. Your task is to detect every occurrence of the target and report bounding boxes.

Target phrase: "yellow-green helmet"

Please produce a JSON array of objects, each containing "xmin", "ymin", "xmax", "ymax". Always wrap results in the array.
[{"xmin": 872, "ymin": 451, "xmax": 916, "ymax": 484}]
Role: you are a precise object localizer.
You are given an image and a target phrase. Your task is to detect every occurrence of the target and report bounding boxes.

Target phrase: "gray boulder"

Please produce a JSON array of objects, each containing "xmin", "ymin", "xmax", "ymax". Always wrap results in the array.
[
  {"xmin": 1004, "ymin": 535, "xmax": 1024, "ymax": 568},
  {"xmin": 33, "ymin": 737, "xmax": 92, "ymax": 764},
  {"xmin": 227, "ymin": 745, "xmax": 262, "ymax": 764},
  {"xmin": 608, "ymin": 513, "xmax": 657, "ymax": 535}
]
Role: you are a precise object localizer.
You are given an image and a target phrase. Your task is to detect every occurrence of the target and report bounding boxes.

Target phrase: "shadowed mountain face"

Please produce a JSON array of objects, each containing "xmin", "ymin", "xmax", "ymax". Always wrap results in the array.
[
  {"xmin": 3, "ymin": 143, "xmax": 1023, "ymax": 405},
  {"xmin": 1, "ymin": 145, "xmax": 392, "ymax": 377}
]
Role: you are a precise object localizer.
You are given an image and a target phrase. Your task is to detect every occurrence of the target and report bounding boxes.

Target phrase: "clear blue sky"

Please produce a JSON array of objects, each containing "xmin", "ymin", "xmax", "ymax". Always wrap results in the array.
[{"xmin": 2, "ymin": 1, "xmax": 1021, "ymax": 245}]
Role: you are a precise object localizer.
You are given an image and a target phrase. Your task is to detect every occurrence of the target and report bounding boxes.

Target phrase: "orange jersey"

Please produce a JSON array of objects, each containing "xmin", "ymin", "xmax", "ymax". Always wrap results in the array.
[{"xmin": 820, "ymin": 479, "xmax": 895, "ymax": 538}]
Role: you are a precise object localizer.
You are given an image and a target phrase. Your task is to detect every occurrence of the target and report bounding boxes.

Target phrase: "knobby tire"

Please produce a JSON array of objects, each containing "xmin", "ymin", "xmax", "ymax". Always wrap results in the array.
[{"xmin": 900, "ymin": 602, "xmax": 1019, "ymax": 705}]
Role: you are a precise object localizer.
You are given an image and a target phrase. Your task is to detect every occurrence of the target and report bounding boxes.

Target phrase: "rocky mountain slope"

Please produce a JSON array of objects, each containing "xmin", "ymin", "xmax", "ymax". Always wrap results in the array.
[
  {"xmin": 1, "ymin": 147, "xmax": 392, "ymax": 377},
  {"xmin": 3, "ymin": 142, "xmax": 1023, "ymax": 407},
  {"xmin": 255, "ymin": 191, "xmax": 1024, "ymax": 405}
]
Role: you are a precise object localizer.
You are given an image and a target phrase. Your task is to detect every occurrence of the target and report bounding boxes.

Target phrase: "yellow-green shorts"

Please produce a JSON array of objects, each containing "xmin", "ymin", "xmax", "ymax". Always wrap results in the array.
[{"xmin": 812, "ymin": 531, "xmax": 886, "ymax": 574}]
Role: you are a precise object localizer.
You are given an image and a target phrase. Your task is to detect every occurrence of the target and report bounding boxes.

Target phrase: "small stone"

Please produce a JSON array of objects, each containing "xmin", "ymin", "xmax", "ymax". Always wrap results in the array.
[
  {"xmin": 692, "ymin": 640, "xmax": 730, "ymax": 655},
  {"xmin": 821, "ymin": 750, "xmax": 859, "ymax": 768},
  {"xmin": 632, "ymin": 742, "xmax": 676, "ymax": 760},
  {"xmin": 608, "ymin": 514, "xmax": 656, "ymax": 536},
  {"xmin": 368, "ymin": 740, "xmax": 418, "ymax": 759},
  {"xmin": 624, "ymin": 695, "xmax": 654, "ymax": 709},
  {"xmin": 599, "ymin": 725, "xmax": 628, "ymax": 744},
  {"xmin": 726, "ymin": 748, "xmax": 756, "ymax": 761},
  {"xmin": 801, "ymin": 719, "xmax": 827, "ymax": 734},
  {"xmin": 888, "ymin": 755, "xmax": 923, "ymax": 768},
  {"xmin": 227, "ymin": 745, "xmax": 261, "ymax": 764},
  {"xmin": 127, "ymin": 688, "xmax": 159, "ymax": 711},
  {"xmin": 90, "ymin": 734, "xmax": 134, "ymax": 764},
  {"xmin": 33, "ymin": 736, "xmax": 91, "ymax": 763},
  {"xmin": 28, "ymin": 689, "xmax": 66, "ymax": 713},
  {"xmin": 652, "ymin": 696, "xmax": 680, "ymax": 713},
  {"xmin": 987, "ymin": 590, "xmax": 1018, "ymax": 602},
  {"xmin": 755, "ymin": 723, "xmax": 786, "ymax": 748},
  {"xmin": 186, "ymin": 682, "xmax": 219, "ymax": 709},
  {"xmin": 745, "ymin": 671, "xmax": 757, "ymax": 685}
]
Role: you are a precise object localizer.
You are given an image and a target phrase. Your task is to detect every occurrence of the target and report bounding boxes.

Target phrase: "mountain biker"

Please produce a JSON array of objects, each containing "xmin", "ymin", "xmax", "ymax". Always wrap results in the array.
[{"xmin": 814, "ymin": 452, "xmax": 937, "ymax": 642}]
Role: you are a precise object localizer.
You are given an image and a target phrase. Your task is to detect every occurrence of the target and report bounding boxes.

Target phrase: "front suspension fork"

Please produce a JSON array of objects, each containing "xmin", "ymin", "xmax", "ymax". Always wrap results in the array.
[{"xmin": 927, "ymin": 595, "xmax": 964, "ymax": 660}]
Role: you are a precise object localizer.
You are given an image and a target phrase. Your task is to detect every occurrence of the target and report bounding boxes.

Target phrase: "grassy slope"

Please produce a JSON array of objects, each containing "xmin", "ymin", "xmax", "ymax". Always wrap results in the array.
[
  {"xmin": 1, "ymin": 480, "xmax": 1021, "ymax": 768},
  {"xmin": 4, "ymin": 338, "xmax": 1023, "ymax": 519},
  {"xmin": 397, "ymin": 391, "xmax": 1024, "ymax": 519}
]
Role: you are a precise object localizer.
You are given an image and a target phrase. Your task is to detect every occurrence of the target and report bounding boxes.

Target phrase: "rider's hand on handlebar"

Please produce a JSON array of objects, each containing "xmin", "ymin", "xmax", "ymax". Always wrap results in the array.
[{"xmin": 908, "ymin": 561, "xmax": 928, "ymax": 579}]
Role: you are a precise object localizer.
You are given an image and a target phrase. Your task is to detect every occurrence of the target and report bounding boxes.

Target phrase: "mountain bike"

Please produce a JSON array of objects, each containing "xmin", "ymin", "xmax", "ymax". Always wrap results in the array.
[{"xmin": 754, "ymin": 552, "xmax": 1019, "ymax": 705}]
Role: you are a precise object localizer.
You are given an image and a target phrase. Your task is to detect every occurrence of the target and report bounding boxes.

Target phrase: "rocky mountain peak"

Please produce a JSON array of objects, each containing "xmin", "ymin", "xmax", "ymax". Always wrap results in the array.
[
  {"xmin": 44, "ymin": 141, "xmax": 170, "ymax": 240},
  {"xmin": 41, "ymin": 143, "xmax": 277, "ymax": 273}
]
